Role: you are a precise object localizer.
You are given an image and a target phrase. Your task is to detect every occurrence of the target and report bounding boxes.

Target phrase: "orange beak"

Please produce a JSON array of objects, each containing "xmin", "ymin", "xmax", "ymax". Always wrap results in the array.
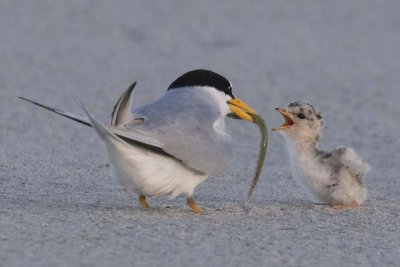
[{"xmin": 272, "ymin": 108, "xmax": 294, "ymax": 131}]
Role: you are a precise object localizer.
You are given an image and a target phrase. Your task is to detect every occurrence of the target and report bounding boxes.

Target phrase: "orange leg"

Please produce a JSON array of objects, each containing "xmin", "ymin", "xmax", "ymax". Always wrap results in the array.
[
  {"xmin": 333, "ymin": 200, "xmax": 358, "ymax": 210},
  {"xmin": 187, "ymin": 196, "xmax": 201, "ymax": 214},
  {"xmin": 139, "ymin": 195, "xmax": 150, "ymax": 209}
]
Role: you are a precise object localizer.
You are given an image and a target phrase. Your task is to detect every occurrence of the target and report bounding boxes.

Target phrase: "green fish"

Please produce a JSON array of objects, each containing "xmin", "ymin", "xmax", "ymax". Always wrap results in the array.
[{"xmin": 246, "ymin": 113, "xmax": 268, "ymax": 202}]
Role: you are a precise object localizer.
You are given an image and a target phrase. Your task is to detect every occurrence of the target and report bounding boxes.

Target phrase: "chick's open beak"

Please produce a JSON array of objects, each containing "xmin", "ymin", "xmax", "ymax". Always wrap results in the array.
[
  {"xmin": 227, "ymin": 98, "xmax": 257, "ymax": 123},
  {"xmin": 272, "ymin": 108, "xmax": 294, "ymax": 131}
]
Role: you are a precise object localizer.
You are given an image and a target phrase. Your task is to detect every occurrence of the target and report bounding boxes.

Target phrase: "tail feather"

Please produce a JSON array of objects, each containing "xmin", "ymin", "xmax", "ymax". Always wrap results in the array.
[
  {"xmin": 19, "ymin": 96, "xmax": 172, "ymax": 157},
  {"xmin": 18, "ymin": 96, "xmax": 91, "ymax": 127},
  {"xmin": 73, "ymin": 97, "xmax": 128, "ymax": 147}
]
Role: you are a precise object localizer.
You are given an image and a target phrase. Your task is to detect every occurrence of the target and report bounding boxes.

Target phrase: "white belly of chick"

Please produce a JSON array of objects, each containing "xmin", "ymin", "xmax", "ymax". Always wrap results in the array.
[
  {"xmin": 105, "ymin": 141, "xmax": 208, "ymax": 198},
  {"xmin": 288, "ymin": 147, "xmax": 333, "ymax": 203}
]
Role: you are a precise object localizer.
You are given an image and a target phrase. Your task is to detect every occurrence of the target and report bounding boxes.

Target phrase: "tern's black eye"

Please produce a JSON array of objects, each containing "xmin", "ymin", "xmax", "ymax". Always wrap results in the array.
[{"xmin": 297, "ymin": 113, "xmax": 306, "ymax": 119}]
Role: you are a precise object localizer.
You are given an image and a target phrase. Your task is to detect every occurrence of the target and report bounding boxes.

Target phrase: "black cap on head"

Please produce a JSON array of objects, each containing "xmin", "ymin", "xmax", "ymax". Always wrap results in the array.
[{"xmin": 167, "ymin": 69, "xmax": 234, "ymax": 98}]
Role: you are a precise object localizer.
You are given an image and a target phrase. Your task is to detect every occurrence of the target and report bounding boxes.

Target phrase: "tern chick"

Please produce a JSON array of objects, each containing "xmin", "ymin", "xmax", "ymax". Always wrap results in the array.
[
  {"xmin": 273, "ymin": 101, "xmax": 370, "ymax": 209},
  {"xmin": 20, "ymin": 69, "xmax": 258, "ymax": 213}
]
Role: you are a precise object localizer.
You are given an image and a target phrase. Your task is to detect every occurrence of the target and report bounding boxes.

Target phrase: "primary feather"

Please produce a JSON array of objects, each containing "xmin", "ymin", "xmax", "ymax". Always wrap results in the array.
[{"xmin": 111, "ymin": 82, "xmax": 140, "ymax": 127}]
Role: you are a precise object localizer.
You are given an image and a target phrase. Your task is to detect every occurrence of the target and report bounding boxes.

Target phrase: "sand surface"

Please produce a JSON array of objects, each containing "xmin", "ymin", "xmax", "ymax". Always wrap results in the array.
[{"xmin": 1, "ymin": 1, "xmax": 399, "ymax": 266}]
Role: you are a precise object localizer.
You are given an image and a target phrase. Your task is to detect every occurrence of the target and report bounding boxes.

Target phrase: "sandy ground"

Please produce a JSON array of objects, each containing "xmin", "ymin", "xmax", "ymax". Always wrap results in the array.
[{"xmin": 1, "ymin": 1, "xmax": 400, "ymax": 266}]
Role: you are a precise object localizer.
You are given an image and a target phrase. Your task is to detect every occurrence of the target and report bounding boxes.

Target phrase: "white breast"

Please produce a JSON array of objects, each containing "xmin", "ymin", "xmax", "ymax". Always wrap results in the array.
[{"xmin": 285, "ymin": 139, "xmax": 332, "ymax": 203}]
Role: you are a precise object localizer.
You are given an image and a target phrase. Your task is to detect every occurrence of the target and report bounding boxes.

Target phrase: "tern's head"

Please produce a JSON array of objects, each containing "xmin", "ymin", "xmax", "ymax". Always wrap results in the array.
[
  {"xmin": 272, "ymin": 101, "xmax": 323, "ymax": 143},
  {"xmin": 168, "ymin": 69, "xmax": 257, "ymax": 122}
]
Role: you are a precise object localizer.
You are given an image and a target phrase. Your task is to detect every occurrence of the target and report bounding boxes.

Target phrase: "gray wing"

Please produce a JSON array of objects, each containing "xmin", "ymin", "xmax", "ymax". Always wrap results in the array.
[
  {"xmin": 109, "ymin": 85, "xmax": 233, "ymax": 172},
  {"xmin": 130, "ymin": 89, "xmax": 233, "ymax": 174}
]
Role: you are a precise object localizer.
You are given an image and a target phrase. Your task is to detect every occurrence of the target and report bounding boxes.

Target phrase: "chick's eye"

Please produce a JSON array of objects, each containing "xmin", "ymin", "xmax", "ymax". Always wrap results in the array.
[{"xmin": 297, "ymin": 113, "xmax": 306, "ymax": 119}]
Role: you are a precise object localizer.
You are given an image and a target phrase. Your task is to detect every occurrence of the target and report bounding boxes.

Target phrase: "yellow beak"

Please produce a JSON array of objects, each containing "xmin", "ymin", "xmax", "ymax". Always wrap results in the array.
[{"xmin": 227, "ymin": 98, "xmax": 257, "ymax": 123}]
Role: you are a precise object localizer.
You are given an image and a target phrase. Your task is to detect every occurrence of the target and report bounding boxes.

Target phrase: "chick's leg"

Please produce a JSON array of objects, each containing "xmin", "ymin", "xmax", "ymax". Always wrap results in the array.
[
  {"xmin": 333, "ymin": 200, "xmax": 358, "ymax": 210},
  {"xmin": 139, "ymin": 195, "xmax": 150, "ymax": 209},
  {"xmin": 187, "ymin": 196, "xmax": 201, "ymax": 214}
]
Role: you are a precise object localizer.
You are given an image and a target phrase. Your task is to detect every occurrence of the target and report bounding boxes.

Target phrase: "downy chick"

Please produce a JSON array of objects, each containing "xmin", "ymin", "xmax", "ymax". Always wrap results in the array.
[{"xmin": 273, "ymin": 101, "xmax": 370, "ymax": 209}]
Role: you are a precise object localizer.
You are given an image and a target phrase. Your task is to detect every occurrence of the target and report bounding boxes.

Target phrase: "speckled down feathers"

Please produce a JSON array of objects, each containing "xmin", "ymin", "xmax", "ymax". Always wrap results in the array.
[{"xmin": 279, "ymin": 101, "xmax": 369, "ymax": 206}]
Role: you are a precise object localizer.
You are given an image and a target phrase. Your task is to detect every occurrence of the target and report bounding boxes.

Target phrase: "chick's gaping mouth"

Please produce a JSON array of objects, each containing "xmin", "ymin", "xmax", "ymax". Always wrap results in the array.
[{"xmin": 272, "ymin": 108, "xmax": 294, "ymax": 131}]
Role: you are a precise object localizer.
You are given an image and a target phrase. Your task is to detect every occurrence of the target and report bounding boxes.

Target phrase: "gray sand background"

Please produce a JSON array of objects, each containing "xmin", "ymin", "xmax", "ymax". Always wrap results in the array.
[{"xmin": 1, "ymin": 1, "xmax": 399, "ymax": 266}]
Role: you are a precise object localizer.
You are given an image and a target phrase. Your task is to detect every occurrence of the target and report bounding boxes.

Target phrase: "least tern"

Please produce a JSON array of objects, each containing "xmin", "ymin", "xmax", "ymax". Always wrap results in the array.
[
  {"xmin": 273, "ymin": 101, "xmax": 369, "ymax": 209},
  {"xmin": 20, "ymin": 69, "xmax": 258, "ymax": 213}
]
